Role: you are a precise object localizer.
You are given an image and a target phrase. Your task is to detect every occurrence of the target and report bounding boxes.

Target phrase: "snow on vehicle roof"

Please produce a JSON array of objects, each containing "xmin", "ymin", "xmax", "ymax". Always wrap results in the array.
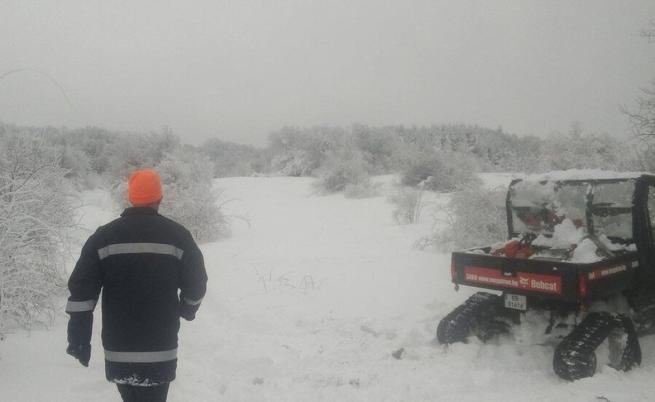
[{"xmin": 519, "ymin": 169, "xmax": 648, "ymax": 183}]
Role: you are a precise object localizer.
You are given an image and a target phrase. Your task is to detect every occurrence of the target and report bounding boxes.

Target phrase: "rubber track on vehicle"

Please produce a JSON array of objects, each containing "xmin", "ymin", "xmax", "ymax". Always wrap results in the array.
[
  {"xmin": 553, "ymin": 312, "xmax": 641, "ymax": 381},
  {"xmin": 436, "ymin": 292, "xmax": 501, "ymax": 344}
]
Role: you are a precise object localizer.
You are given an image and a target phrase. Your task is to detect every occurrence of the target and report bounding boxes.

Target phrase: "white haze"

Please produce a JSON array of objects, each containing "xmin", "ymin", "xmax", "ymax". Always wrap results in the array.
[{"xmin": 0, "ymin": 0, "xmax": 654, "ymax": 145}]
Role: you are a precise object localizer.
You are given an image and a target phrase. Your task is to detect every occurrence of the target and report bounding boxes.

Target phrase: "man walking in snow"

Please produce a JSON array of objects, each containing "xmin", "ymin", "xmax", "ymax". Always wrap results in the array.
[{"xmin": 66, "ymin": 169, "xmax": 208, "ymax": 402}]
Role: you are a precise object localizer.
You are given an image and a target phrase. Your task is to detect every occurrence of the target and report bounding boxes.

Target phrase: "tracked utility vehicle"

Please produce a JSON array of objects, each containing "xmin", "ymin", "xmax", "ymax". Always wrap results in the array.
[{"xmin": 437, "ymin": 172, "xmax": 655, "ymax": 380}]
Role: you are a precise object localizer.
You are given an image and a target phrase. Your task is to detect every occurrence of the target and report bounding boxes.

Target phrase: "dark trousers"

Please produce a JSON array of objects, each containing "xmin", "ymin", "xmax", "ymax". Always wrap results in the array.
[{"xmin": 117, "ymin": 383, "xmax": 170, "ymax": 402}]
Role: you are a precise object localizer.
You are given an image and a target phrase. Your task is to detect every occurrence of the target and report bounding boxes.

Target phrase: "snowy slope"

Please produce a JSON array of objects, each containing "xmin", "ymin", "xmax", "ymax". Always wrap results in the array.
[{"xmin": 1, "ymin": 175, "xmax": 654, "ymax": 402}]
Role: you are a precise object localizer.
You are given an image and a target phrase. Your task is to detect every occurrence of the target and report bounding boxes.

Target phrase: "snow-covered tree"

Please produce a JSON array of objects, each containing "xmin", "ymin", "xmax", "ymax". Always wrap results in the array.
[
  {"xmin": 201, "ymin": 138, "xmax": 264, "ymax": 177},
  {"xmin": 429, "ymin": 184, "xmax": 508, "ymax": 250},
  {"xmin": 104, "ymin": 129, "xmax": 180, "ymax": 185},
  {"xmin": 622, "ymin": 23, "xmax": 655, "ymax": 172},
  {"xmin": 400, "ymin": 150, "xmax": 481, "ymax": 192},
  {"xmin": 157, "ymin": 147, "xmax": 229, "ymax": 243},
  {"xmin": 626, "ymin": 81, "xmax": 655, "ymax": 140},
  {"xmin": 541, "ymin": 124, "xmax": 627, "ymax": 171},
  {"xmin": 268, "ymin": 126, "xmax": 350, "ymax": 176},
  {"xmin": 0, "ymin": 131, "xmax": 74, "ymax": 329},
  {"xmin": 314, "ymin": 147, "xmax": 371, "ymax": 194}
]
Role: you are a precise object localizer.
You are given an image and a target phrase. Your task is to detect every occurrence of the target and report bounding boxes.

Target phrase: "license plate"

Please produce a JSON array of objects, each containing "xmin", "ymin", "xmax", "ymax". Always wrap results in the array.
[{"xmin": 504, "ymin": 294, "xmax": 527, "ymax": 311}]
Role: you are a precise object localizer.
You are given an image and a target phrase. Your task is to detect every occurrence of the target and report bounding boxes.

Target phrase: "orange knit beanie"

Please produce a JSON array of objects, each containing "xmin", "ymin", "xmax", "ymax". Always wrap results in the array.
[{"xmin": 128, "ymin": 169, "xmax": 163, "ymax": 205}]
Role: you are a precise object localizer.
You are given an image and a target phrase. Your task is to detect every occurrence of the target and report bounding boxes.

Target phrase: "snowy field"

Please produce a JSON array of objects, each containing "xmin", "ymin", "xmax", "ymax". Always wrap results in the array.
[{"xmin": 1, "ymin": 174, "xmax": 655, "ymax": 402}]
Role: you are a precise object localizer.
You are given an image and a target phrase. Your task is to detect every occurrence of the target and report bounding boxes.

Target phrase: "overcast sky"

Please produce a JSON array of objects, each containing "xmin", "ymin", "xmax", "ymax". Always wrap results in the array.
[{"xmin": 1, "ymin": 1, "xmax": 654, "ymax": 145}]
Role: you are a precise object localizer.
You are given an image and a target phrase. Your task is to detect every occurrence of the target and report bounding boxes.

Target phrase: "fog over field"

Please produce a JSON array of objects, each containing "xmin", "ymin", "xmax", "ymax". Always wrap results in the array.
[{"xmin": 1, "ymin": 1, "xmax": 654, "ymax": 144}]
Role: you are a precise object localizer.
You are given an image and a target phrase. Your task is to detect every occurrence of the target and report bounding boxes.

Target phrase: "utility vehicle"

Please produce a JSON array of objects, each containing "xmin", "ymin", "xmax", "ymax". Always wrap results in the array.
[{"xmin": 437, "ymin": 172, "xmax": 655, "ymax": 380}]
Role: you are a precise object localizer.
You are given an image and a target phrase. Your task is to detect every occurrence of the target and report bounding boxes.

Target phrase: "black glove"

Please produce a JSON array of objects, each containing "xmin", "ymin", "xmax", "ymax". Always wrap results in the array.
[
  {"xmin": 179, "ymin": 300, "xmax": 197, "ymax": 321},
  {"xmin": 67, "ymin": 344, "xmax": 91, "ymax": 367}
]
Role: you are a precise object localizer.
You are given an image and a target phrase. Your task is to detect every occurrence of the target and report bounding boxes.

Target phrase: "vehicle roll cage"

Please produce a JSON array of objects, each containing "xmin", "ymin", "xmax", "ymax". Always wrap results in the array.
[{"xmin": 506, "ymin": 175, "xmax": 655, "ymax": 249}]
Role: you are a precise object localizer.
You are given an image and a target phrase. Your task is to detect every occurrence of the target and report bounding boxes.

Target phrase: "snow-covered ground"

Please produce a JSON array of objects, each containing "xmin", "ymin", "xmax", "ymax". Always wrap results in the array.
[{"xmin": 1, "ymin": 175, "xmax": 655, "ymax": 401}]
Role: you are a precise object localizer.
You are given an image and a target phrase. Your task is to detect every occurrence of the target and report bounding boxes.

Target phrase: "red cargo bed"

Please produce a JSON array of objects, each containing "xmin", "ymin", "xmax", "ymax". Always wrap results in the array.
[{"xmin": 451, "ymin": 249, "xmax": 640, "ymax": 303}]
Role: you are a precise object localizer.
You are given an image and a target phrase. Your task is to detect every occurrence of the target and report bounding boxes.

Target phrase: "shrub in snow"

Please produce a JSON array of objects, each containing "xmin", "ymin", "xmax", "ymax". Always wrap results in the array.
[
  {"xmin": 429, "ymin": 184, "xmax": 507, "ymax": 250},
  {"xmin": 541, "ymin": 126, "xmax": 627, "ymax": 171},
  {"xmin": 270, "ymin": 149, "xmax": 315, "ymax": 177},
  {"xmin": 268, "ymin": 126, "xmax": 347, "ymax": 176},
  {"xmin": 352, "ymin": 124, "xmax": 403, "ymax": 173},
  {"xmin": 314, "ymin": 149, "xmax": 371, "ymax": 194},
  {"xmin": 156, "ymin": 148, "xmax": 230, "ymax": 243},
  {"xmin": 625, "ymin": 78, "xmax": 655, "ymax": 139},
  {"xmin": 0, "ymin": 132, "xmax": 74, "ymax": 330},
  {"xmin": 389, "ymin": 186, "xmax": 424, "ymax": 224},
  {"xmin": 105, "ymin": 129, "xmax": 179, "ymax": 185},
  {"xmin": 201, "ymin": 138, "xmax": 264, "ymax": 177},
  {"xmin": 631, "ymin": 140, "xmax": 655, "ymax": 172},
  {"xmin": 400, "ymin": 151, "xmax": 480, "ymax": 192},
  {"xmin": 60, "ymin": 126, "xmax": 116, "ymax": 174},
  {"xmin": 111, "ymin": 146, "xmax": 231, "ymax": 243}
]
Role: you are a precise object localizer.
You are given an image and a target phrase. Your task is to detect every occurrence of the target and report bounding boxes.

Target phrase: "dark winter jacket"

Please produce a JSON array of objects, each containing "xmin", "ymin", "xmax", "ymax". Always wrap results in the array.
[{"xmin": 66, "ymin": 207, "xmax": 208, "ymax": 385}]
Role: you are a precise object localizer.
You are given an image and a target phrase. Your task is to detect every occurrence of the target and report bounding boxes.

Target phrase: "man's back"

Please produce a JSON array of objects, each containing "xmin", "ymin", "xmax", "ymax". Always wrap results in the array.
[{"xmin": 66, "ymin": 170, "xmax": 207, "ymax": 401}]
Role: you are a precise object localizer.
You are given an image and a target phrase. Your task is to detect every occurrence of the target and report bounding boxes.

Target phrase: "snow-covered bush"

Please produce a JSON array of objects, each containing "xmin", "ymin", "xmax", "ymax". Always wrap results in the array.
[
  {"xmin": 268, "ymin": 126, "xmax": 351, "ymax": 176},
  {"xmin": 314, "ymin": 149, "xmax": 371, "ymax": 194},
  {"xmin": 624, "ymin": 72, "xmax": 654, "ymax": 140},
  {"xmin": 58, "ymin": 144, "xmax": 97, "ymax": 189},
  {"xmin": 0, "ymin": 131, "xmax": 74, "ymax": 330},
  {"xmin": 352, "ymin": 124, "xmax": 403, "ymax": 173},
  {"xmin": 429, "ymin": 184, "xmax": 507, "ymax": 250},
  {"xmin": 389, "ymin": 186, "xmax": 424, "ymax": 224},
  {"xmin": 111, "ymin": 147, "xmax": 230, "ymax": 243},
  {"xmin": 400, "ymin": 151, "xmax": 480, "ymax": 192},
  {"xmin": 270, "ymin": 149, "xmax": 315, "ymax": 177},
  {"xmin": 632, "ymin": 140, "xmax": 655, "ymax": 172},
  {"xmin": 156, "ymin": 148, "xmax": 230, "ymax": 243},
  {"xmin": 540, "ymin": 125, "xmax": 628, "ymax": 171},
  {"xmin": 104, "ymin": 130, "xmax": 179, "ymax": 185},
  {"xmin": 201, "ymin": 138, "xmax": 264, "ymax": 177},
  {"xmin": 63, "ymin": 127, "xmax": 115, "ymax": 174}
]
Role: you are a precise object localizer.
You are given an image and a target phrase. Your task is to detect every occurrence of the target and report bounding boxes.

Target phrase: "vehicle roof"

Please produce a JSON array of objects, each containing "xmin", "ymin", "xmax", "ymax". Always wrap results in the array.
[{"xmin": 516, "ymin": 169, "xmax": 653, "ymax": 184}]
